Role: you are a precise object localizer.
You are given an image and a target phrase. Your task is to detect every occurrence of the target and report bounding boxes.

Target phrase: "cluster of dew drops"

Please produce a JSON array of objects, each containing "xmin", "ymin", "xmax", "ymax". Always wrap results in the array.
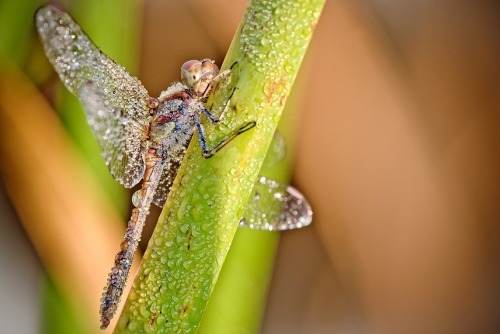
[{"xmin": 239, "ymin": 0, "xmax": 320, "ymax": 77}]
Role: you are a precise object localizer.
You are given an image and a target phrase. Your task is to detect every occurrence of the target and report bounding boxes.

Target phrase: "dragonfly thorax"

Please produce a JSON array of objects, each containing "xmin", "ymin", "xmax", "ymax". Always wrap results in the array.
[{"xmin": 149, "ymin": 88, "xmax": 200, "ymax": 150}]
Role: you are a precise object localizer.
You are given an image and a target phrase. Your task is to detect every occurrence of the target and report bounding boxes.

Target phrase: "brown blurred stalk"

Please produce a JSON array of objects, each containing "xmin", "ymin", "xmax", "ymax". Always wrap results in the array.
[{"xmin": 0, "ymin": 65, "xmax": 140, "ymax": 334}]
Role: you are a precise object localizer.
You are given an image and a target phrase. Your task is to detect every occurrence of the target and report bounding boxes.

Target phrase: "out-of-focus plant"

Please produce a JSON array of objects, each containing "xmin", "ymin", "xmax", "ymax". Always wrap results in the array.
[{"xmin": 0, "ymin": 0, "xmax": 141, "ymax": 333}]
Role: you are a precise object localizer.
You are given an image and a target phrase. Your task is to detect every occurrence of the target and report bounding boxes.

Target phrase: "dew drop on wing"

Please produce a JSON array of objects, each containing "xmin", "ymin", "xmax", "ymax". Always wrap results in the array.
[
  {"xmin": 70, "ymin": 61, "xmax": 80, "ymax": 71},
  {"xmin": 132, "ymin": 189, "xmax": 143, "ymax": 207},
  {"xmin": 273, "ymin": 191, "xmax": 283, "ymax": 200},
  {"xmin": 35, "ymin": 5, "xmax": 151, "ymax": 189}
]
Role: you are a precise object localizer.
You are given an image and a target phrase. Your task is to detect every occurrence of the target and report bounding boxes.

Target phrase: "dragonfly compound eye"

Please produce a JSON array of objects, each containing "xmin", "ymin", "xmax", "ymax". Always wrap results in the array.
[
  {"xmin": 181, "ymin": 60, "xmax": 203, "ymax": 90},
  {"xmin": 200, "ymin": 59, "xmax": 219, "ymax": 79}
]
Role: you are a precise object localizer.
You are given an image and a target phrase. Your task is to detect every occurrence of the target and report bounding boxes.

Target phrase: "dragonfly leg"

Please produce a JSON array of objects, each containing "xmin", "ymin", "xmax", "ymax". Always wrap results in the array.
[
  {"xmin": 200, "ymin": 65, "xmax": 233, "ymax": 99},
  {"xmin": 202, "ymin": 107, "xmax": 219, "ymax": 124},
  {"xmin": 213, "ymin": 61, "xmax": 239, "ymax": 81},
  {"xmin": 204, "ymin": 85, "xmax": 237, "ymax": 124},
  {"xmin": 209, "ymin": 61, "xmax": 238, "ymax": 86},
  {"xmin": 195, "ymin": 117, "xmax": 256, "ymax": 158}
]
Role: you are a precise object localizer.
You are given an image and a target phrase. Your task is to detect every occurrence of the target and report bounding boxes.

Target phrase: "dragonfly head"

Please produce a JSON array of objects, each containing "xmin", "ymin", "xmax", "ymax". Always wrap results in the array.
[{"xmin": 181, "ymin": 59, "xmax": 219, "ymax": 96}]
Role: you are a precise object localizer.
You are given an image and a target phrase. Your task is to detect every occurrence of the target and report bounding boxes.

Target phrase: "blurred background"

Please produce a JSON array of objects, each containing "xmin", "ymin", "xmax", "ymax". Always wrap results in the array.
[{"xmin": 1, "ymin": 0, "xmax": 500, "ymax": 333}]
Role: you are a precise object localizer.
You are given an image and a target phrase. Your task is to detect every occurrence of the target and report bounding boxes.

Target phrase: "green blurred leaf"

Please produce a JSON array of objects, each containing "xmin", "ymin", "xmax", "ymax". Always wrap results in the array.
[
  {"xmin": 0, "ymin": 0, "xmax": 43, "ymax": 64},
  {"xmin": 41, "ymin": 274, "xmax": 86, "ymax": 334}
]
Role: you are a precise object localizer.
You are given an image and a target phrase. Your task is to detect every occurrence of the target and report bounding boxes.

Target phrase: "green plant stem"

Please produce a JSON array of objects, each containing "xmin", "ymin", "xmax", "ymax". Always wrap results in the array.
[
  {"xmin": 198, "ymin": 88, "xmax": 306, "ymax": 333},
  {"xmin": 116, "ymin": 0, "xmax": 324, "ymax": 333}
]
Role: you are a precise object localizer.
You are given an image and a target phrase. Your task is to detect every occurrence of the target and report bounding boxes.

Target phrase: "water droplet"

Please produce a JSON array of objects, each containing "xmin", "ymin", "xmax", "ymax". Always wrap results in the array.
[
  {"xmin": 263, "ymin": 80, "xmax": 273, "ymax": 97},
  {"xmin": 127, "ymin": 320, "xmax": 139, "ymax": 331},
  {"xmin": 284, "ymin": 61, "xmax": 295, "ymax": 74},
  {"xmin": 132, "ymin": 189, "xmax": 142, "ymax": 207},
  {"xmin": 260, "ymin": 37, "xmax": 271, "ymax": 47}
]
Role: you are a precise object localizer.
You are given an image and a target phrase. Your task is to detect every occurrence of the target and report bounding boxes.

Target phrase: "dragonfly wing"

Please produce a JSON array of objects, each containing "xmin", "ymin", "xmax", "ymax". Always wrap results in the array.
[
  {"xmin": 240, "ymin": 177, "xmax": 313, "ymax": 231},
  {"xmin": 152, "ymin": 147, "xmax": 187, "ymax": 207},
  {"xmin": 36, "ymin": 5, "xmax": 150, "ymax": 187},
  {"xmin": 80, "ymin": 83, "xmax": 147, "ymax": 187}
]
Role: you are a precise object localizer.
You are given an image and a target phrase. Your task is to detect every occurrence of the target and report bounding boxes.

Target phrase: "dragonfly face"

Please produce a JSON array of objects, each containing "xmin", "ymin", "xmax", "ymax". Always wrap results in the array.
[
  {"xmin": 35, "ymin": 4, "xmax": 312, "ymax": 329},
  {"xmin": 180, "ymin": 59, "xmax": 220, "ymax": 98}
]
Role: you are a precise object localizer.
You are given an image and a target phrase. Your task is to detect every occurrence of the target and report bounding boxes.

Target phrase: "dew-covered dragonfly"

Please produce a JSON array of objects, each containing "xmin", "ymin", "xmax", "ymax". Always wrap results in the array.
[{"xmin": 36, "ymin": 4, "xmax": 312, "ymax": 329}]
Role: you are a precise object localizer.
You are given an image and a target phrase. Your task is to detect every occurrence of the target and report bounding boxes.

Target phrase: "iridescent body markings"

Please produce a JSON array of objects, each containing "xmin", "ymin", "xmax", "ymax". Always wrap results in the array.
[{"xmin": 36, "ymin": 4, "xmax": 312, "ymax": 330}]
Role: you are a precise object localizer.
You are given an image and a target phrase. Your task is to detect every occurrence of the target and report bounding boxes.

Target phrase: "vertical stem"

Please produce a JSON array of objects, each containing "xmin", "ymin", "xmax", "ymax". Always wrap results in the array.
[{"xmin": 116, "ymin": 0, "xmax": 325, "ymax": 333}]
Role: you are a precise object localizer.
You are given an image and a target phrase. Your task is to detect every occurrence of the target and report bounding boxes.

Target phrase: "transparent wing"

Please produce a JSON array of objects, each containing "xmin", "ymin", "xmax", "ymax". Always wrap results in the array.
[
  {"xmin": 36, "ymin": 5, "xmax": 151, "ymax": 187},
  {"xmin": 80, "ymin": 83, "xmax": 147, "ymax": 187},
  {"xmin": 152, "ymin": 147, "xmax": 187, "ymax": 207},
  {"xmin": 240, "ymin": 177, "xmax": 313, "ymax": 231}
]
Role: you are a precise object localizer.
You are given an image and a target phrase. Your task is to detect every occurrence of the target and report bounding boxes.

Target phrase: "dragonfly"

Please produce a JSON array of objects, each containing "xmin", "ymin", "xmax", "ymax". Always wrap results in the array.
[{"xmin": 36, "ymin": 4, "xmax": 312, "ymax": 329}]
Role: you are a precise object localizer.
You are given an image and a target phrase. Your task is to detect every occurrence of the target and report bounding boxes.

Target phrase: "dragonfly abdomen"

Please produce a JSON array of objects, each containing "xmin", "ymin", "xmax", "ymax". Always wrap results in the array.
[{"xmin": 100, "ymin": 148, "xmax": 164, "ymax": 329}]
